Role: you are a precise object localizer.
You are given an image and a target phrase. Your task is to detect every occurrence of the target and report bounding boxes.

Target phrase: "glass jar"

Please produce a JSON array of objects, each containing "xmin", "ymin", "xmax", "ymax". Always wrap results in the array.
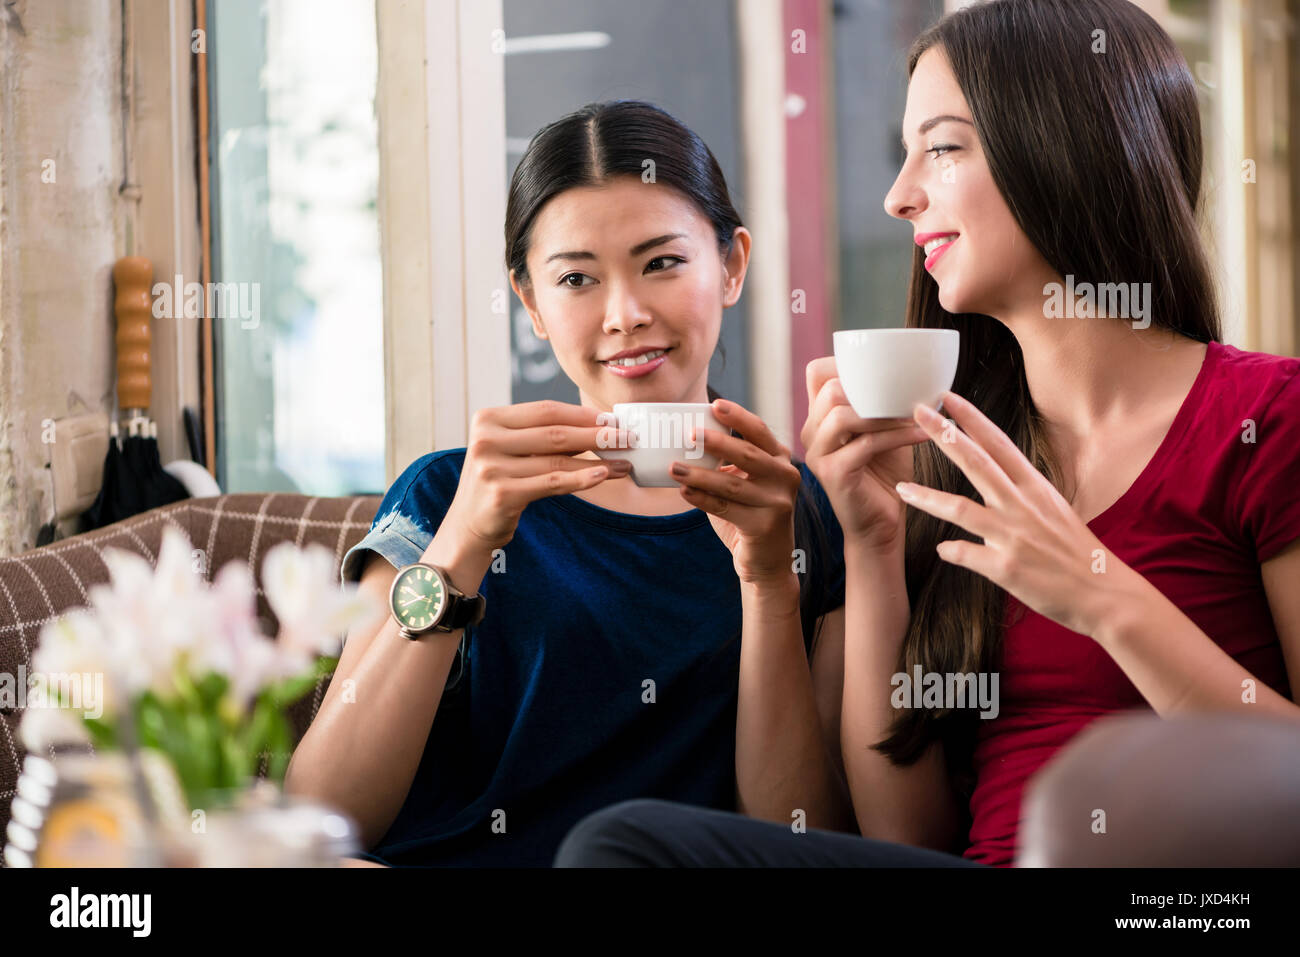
[
  {"xmin": 5, "ymin": 749, "xmax": 361, "ymax": 867},
  {"xmin": 164, "ymin": 779, "xmax": 362, "ymax": 867},
  {"xmin": 3, "ymin": 749, "xmax": 186, "ymax": 868}
]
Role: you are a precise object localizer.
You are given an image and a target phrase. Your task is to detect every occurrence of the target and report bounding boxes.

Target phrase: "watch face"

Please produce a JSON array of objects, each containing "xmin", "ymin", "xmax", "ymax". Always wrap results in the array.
[{"xmin": 392, "ymin": 565, "xmax": 447, "ymax": 631}]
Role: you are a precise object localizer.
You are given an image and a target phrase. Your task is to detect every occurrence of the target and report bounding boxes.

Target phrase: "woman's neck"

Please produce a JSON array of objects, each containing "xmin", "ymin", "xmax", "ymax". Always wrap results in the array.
[{"xmin": 999, "ymin": 308, "xmax": 1204, "ymax": 446}]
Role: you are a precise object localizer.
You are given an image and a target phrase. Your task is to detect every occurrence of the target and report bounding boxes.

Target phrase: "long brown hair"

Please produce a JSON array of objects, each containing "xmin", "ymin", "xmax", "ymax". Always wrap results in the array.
[{"xmin": 876, "ymin": 0, "xmax": 1222, "ymax": 795}]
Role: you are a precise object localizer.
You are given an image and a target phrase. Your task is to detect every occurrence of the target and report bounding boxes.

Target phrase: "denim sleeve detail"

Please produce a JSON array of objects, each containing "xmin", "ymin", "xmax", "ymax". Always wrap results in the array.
[
  {"xmin": 337, "ymin": 507, "xmax": 469, "ymax": 684},
  {"xmin": 334, "ymin": 449, "xmax": 468, "ymax": 666},
  {"xmin": 340, "ymin": 509, "xmax": 433, "ymax": 586},
  {"xmin": 338, "ymin": 449, "xmax": 463, "ymax": 588}
]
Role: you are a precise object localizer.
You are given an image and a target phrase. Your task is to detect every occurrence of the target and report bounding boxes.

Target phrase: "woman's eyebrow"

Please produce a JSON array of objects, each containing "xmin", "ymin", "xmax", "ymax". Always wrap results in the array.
[
  {"xmin": 544, "ymin": 233, "xmax": 687, "ymax": 265},
  {"xmin": 900, "ymin": 115, "xmax": 975, "ymax": 150}
]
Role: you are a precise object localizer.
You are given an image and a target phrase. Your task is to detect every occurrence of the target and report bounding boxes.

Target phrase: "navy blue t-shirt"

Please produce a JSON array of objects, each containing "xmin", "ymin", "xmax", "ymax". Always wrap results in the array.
[{"xmin": 338, "ymin": 448, "xmax": 845, "ymax": 866}]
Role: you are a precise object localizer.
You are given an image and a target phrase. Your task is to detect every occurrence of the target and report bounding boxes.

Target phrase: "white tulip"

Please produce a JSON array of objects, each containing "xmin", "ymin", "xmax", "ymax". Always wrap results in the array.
[
  {"xmin": 31, "ymin": 610, "xmax": 123, "ymax": 720},
  {"xmin": 18, "ymin": 701, "xmax": 92, "ymax": 751},
  {"xmin": 27, "ymin": 529, "xmax": 376, "ymax": 738},
  {"xmin": 261, "ymin": 541, "xmax": 383, "ymax": 658}
]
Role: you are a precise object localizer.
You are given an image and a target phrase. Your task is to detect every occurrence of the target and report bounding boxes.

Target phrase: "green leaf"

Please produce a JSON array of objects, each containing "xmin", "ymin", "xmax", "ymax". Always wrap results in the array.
[
  {"xmin": 267, "ymin": 656, "xmax": 336, "ymax": 709},
  {"xmin": 242, "ymin": 695, "xmax": 273, "ymax": 749},
  {"xmin": 83, "ymin": 716, "xmax": 117, "ymax": 750},
  {"xmin": 267, "ymin": 676, "xmax": 314, "ymax": 709},
  {"xmin": 265, "ymin": 711, "xmax": 293, "ymax": 782},
  {"xmin": 172, "ymin": 658, "xmax": 202, "ymax": 708},
  {"xmin": 185, "ymin": 709, "xmax": 217, "ymax": 791},
  {"xmin": 195, "ymin": 672, "xmax": 230, "ymax": 708},
  {"xmin": 221, "ymin": 731, "xmax": 250, "ymax": 785}
]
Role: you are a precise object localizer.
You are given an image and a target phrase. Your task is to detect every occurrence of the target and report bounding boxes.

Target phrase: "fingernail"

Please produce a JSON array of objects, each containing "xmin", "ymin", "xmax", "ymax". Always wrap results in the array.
[
  {"xmin": 670, "ymin": 462, "xmax": 688, "ymax": 477},
  {"xmin": 896, "ymin": 481, "xmax": 916, "ymax": 499},
  {"xmin": 713, "ymin": 399, "xmax": 731, "ymax": 414},
  {"xmin": 609, "ymin": 460, "xmax": 632, "ymax": 473}
]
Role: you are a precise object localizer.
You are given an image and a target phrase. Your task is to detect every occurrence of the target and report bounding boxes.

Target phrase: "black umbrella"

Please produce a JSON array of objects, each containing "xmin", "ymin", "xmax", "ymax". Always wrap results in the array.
[
  {"xmin": 127, "ymin": 416, "xmax": 188, "ymax": 512},
  {"xmin": 79, "ymin": 258, "xmax": 192, "ymax": 533},
  {"xmin": 77, "ymin": 421, "xmax": 127, "ymax": 533},
  {"xmin": 80, "ymin": 415, "xmax": 189, "ymax": 533}
]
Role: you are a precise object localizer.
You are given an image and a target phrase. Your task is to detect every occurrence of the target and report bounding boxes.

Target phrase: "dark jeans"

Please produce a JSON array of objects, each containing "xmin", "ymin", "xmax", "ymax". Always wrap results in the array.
[{"xmin": 554, "ymin": 799, "xmax": 987, "ymax": 867}]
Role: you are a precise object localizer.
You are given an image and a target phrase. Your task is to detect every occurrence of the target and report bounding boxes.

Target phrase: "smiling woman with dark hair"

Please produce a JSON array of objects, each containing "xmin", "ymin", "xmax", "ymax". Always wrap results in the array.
[
  {"xmin": 285, "ymin": 100, "xmax": 854, "ymax": 867},
  {"xmin": 555, "ymin": 0, "xmax": 1300, "ymax": 868}
]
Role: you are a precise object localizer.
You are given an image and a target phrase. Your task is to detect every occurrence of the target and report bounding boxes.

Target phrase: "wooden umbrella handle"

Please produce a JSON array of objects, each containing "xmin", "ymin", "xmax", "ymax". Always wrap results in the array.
[{"xmin": 113, "ymin": 256, "xmax": 153, "ymax": 412}]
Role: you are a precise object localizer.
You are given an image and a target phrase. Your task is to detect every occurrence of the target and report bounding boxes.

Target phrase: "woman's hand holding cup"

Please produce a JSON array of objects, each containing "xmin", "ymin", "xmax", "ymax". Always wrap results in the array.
[
  {"xmin": 670, "ymin": 398, "xmax": 804, "ymax": 588},
  {"xmin": 445, "ymin": 400, "xmax": 632, "ymax": 552},
  {"xmin": 800, "ymin": 356, "xmax": 930, "ymax": 554}
]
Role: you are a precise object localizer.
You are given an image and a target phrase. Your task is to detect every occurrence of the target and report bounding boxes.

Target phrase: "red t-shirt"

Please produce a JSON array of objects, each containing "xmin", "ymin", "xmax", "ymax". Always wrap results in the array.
[{"xmin": 963, "ymin": 341, "xmax": 1300, "ymax": 866}]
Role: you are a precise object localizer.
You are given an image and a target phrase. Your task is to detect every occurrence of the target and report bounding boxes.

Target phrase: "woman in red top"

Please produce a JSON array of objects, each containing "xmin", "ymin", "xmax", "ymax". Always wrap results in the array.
[{"xmin": 555, "ymin": 0, "xmax": 1300, "ymax": 867}]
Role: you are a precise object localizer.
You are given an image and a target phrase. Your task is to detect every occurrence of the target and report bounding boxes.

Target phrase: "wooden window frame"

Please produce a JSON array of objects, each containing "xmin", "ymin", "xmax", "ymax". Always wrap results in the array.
[{"xmin": 127, "ymin": 0, "xmax": 203, "ymax": 471}]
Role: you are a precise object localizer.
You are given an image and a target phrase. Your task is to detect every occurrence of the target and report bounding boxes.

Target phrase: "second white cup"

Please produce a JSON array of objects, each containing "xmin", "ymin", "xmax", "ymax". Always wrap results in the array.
[{"xmin": 833, "ymin": 328, "xmax": 960, "ymax": 419}]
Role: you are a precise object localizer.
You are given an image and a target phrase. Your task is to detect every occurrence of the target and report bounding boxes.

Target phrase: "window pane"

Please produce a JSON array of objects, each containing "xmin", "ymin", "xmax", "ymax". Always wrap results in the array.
[
  {"xmin": 209, "ymin": 0, "xmax": 384, "ymax": 495},
  {"xmin": 833, "ymin": 0, "xmax": 945, "ymax": 332}
]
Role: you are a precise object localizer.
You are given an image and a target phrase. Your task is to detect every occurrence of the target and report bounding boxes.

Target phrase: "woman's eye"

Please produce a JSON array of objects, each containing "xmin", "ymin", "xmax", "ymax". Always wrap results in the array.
[
  {"xmin": 559, "ymin": 272, "xmax": 594, "ymax": 288},
  {"xmin": 646, "ymin": 256, "xmax": 685, "ymax": 272},
  {"xmin": 926, "ymin": 144, "xmax": 958, "ymax": 159}
]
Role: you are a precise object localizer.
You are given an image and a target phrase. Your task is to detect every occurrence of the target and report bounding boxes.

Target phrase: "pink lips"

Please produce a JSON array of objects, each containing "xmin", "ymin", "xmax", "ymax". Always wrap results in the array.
[
  {"xmin": 924, "ymin": 238, "xmax": 957, "ymax": 271},
  {"xmin": 915, "ymin": 232, "xmax": 959, "ymax": 272},
  {"xmin": 601, "ymin": 349, "xmax": 669, "ymax": 379}
]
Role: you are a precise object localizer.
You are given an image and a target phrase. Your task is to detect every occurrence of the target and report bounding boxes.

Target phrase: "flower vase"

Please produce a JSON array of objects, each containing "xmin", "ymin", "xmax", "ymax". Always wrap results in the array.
[{"xmin": 160, "ymin": 778, "xmax": 362, "ymax": 867}]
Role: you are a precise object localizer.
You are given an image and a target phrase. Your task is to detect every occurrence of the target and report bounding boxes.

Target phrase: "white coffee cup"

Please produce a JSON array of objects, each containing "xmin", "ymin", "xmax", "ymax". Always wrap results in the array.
[
  {"xmin": 593, "ymin": 402, "xmax": 725, "ymax": 487},
  {"xmin": 832, "ymin": 328, "xmax": 960, "ymax": 419}
]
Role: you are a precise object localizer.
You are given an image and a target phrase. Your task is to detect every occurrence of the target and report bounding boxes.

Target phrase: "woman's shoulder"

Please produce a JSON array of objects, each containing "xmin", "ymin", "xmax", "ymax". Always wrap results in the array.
[
  {"xmin": 371, "ymin": 448, "xmax": 467, "ymax": 533},
  {"xmin": 1185, "ymin": 341, "xmax": 1300, "ymax": 442},
  {"xmin": 1201, "ymin": 344, "xmax": 1300, "ymax": 562},
  {"xmin": 1191, "ymin": 341, "xmax": 1300, "ymax": 460},
  {"xmin": 388, "ymin": 448, "xmax": 468, "ymax": 495},
  {"xmin": 1208, "ymin": 341, "xmax": 1300, "ymax": 404},
  {"xmin": 341, "ymin": 449, "xmax": 467, "ymax": 584},
  {"xmin": 1212, "ymin": 339, "xmax": 1300, "ymax": 370}
]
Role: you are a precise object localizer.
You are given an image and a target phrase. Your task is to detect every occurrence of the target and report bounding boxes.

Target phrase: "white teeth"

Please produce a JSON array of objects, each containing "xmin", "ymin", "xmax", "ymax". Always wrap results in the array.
[
  {"xmin": 606, "ymin": 349, "xmax": 666, "ymax": 368},
  {"xmin": 924, "ymin": 235, "xmax": 958, "ymax": 256}
]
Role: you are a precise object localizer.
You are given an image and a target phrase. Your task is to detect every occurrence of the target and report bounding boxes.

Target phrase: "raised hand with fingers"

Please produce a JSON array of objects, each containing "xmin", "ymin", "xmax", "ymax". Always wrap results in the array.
[
  {"xmin": 799, "ymin": 356, "xmax": 931, "ymax": 553},
  {"xmin": 898, "ymin": 390, "xmax": 1129, "ymax": 638},
  {"xmin": 669, "ymin": 398, "xmax": 804, "ymax": 587}
]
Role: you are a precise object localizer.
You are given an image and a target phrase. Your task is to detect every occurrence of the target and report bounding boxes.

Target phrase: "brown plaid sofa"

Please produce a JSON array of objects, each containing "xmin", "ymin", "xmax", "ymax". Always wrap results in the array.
[{"xmin": 0, "ymin": 492, "xmax": 381, "ymax": 857}]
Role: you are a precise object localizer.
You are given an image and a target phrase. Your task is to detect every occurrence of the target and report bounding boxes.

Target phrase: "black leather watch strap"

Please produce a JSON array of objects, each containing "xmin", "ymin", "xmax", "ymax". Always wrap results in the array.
[{"xmin": 440, "ymin": 589, "xmax": 486, "ymax": 631}]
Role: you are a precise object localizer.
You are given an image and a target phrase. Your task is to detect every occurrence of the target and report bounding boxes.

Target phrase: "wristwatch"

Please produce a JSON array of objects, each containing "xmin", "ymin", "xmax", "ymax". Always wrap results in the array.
[{"xmin": 388, "ymin": 562, "xmax": 486, "ymax": 639}]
